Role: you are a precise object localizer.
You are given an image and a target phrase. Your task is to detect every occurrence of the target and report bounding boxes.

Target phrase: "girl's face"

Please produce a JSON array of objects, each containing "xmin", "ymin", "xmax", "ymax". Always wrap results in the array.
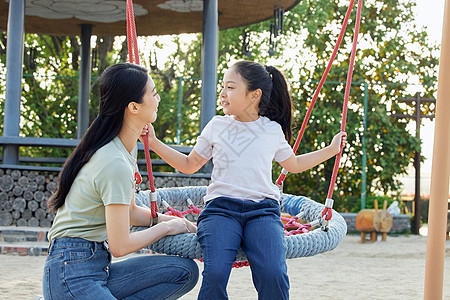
[
  {"xmin": 138, "ymin": 75, "xmax": 160, "ymax": 123},
  {"xmin": 220, "ymin": 68, "xmax": 259, "ymax": 122}
]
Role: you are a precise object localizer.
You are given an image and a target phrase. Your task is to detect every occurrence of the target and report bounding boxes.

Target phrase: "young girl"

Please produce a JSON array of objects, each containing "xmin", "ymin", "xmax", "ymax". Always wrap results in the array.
[
  {"xmin": 144, "ymin": 60, "xmax": 346, "ymax": 299},
  {"xmin": 43, "ymin": 63, "xmax": 198, "ymax": 299}
]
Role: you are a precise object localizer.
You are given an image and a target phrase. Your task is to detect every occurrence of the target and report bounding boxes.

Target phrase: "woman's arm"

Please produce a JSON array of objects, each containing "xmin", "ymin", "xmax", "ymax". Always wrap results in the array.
[
  {"xmin": 279, "ymin": 132, "xmax": 347, "ymax": 173},
  {"xmin": 142, "ymin": 124, "xmax": 208, "ymax": 174},
  {"xmin": 105, "ymin": 202, "xmax": 197, "ymax": 257}
]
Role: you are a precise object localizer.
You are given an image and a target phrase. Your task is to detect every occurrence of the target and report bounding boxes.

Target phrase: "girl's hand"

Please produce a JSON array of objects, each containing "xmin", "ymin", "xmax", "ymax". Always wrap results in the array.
[
  {"xmin": 330, "ymin": 132, "xmax": 347, "ymax": 155},
  {"xmin": 138, "ymin": 124, "xmax": 157, "ymax": 144},
  {"xmin": 163, "ymin": 218, "xmax": 197, "ymax": 236}
]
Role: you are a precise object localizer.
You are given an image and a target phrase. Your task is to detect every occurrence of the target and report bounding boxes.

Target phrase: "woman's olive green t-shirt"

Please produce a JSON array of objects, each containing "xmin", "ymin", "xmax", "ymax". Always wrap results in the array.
[{"xmin": 48, "ymin": 137, "xmax": 137, "ymax": 242}]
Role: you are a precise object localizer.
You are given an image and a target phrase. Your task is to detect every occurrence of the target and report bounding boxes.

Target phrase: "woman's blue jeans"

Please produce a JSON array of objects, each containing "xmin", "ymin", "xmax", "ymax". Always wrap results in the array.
[
  {"xmin": 42, "ymin": 237, "xmax": 199, "ymax": 299},
  {"xmin": 196, "ymin": 197, "xmax": 289, "ymax": 300}
]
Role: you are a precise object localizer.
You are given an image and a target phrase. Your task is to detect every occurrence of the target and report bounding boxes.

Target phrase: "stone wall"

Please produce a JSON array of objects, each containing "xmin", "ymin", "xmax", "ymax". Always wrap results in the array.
[
  {"xmin": 0, "ymin": 168, "xmax": 414, "ymax": 234},
  {"xmin": 0, "ymin": 169, "xmax": 211, "ymax": 227}
]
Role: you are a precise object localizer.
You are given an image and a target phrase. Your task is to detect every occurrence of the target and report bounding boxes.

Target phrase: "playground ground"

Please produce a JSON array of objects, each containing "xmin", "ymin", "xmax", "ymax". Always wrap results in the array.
[{"xmin": 0, "ymin": 234, "xmax": 449, "ymax": 299}]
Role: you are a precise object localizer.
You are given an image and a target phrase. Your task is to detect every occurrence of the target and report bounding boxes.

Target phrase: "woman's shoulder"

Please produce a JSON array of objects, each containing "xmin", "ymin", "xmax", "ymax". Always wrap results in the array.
[
  {"xmin": 90, "ymin": 154, "xmax": 134, "ymax": 185},
  {"xmin": 94, "ymin": 138, "xmax": 122, "ymax": 158},
  {"xmin": 90, "ymin": 139, "xmax": 133, "ymax": 171}
]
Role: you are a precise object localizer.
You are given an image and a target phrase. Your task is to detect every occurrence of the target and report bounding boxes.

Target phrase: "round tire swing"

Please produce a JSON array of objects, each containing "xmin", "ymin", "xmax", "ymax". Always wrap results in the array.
[{"xmin": 127, "ymin": 0, "xmax": 363, "ymax": 261}]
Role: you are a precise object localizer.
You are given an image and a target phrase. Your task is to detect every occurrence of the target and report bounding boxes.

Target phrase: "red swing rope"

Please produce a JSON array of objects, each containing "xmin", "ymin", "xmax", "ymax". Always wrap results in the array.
[
  {"xmin": 126, "ymin": 0, "xmax": 140, "ymax": 65},
  {"xmin": 276, "ymin": 0, "xmax": 363, "ymax": 224},
  {"xmin": 126, "ymin": 0, "xmax": 158, "ymax": 219},
  {"xmin": 322, "ymin": 0, "xmax": 363, "ymax": 221}
]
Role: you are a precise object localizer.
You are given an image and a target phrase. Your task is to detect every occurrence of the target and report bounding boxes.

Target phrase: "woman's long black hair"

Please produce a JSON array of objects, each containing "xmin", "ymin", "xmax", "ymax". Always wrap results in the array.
[
  {"xmin": 47, "ymin": 63, "xmax": 149, "ymax": 212},
  {"xmin": 232, "ymin": 60, "xmax": 293, "ymax": 142}
]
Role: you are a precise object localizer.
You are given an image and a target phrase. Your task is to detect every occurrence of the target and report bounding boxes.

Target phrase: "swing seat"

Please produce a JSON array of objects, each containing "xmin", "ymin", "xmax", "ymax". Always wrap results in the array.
[{"xmin": 133, "ymin": 186, "xmax": 347, "ymax": 260}]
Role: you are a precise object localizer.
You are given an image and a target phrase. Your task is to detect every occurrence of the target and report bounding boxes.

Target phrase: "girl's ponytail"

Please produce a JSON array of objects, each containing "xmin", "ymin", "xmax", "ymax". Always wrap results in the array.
[
  {"xmin": 262, "ymin": 66, "xmax": 292, "ymax": 142},
  {"xmin": 232, "ymin": 61, "xmax": 293, "ymax": 142}
]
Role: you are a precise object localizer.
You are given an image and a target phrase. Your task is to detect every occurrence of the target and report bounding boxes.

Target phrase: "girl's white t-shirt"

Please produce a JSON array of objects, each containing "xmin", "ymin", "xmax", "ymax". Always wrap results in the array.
[{"xmin": 193, "ymin": 115, "xmax": 293, "ymax": 203}]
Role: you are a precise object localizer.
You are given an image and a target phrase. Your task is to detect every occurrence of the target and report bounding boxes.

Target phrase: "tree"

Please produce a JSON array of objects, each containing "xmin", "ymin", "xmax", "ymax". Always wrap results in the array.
[{"xmin": 277, "ymin": 0, "xmax": 438, "ymax": 211}]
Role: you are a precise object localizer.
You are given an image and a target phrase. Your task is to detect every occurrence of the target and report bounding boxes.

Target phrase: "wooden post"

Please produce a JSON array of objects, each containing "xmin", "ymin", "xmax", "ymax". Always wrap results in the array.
[
  {"xmin": 393, "ymin": 94, "xmax": 435, "ymax": 234},
  {"xmin": 381, "ymin": 200, "xmax": 388, "ymax": 241},
  {"xmin": 424, "ymin": 0, "xmax": 450, "ymax": 298},
  {"xmin": 414, "ymin": 92, "xmax": 421, "ymax": 234}
]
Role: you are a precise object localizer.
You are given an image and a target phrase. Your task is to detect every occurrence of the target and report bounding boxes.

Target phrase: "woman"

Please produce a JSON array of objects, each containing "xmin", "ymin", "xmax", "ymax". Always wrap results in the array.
[{"xmin": 43, "ymin": 62, "xmax": 198, "ymax": 299}]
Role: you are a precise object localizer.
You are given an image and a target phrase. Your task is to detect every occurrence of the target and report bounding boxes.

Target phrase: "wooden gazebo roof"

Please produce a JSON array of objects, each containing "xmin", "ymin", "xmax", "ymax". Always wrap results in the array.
[{"xmin": 0, "ymin": 0, "xmax": 300, "ymax": 36}]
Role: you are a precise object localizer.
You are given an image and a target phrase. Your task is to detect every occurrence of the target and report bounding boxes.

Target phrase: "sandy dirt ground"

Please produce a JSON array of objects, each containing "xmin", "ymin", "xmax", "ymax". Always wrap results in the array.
[{"xmin": 1, "ymin": 234, "xmax": 449, "ymax": 300}]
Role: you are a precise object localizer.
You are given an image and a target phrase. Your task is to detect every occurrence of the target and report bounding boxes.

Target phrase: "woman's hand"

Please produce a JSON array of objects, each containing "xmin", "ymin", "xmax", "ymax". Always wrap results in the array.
[
  {"xmin": 163, "ymin": 218, "xmax": 197, "ymax": 236},
  {"xmin": 330, "ymin": 132, "xmax": 347, "ymax": 155},
  {"xmin": 138, "ymin": 124, "xmax": 157, "ymax": 144}
]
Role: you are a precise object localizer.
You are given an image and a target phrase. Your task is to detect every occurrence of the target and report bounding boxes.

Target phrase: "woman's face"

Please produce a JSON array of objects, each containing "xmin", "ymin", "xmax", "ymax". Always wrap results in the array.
[{"xmin": 139, "ymin": 75, "xmax": 160, "ymax": 123}]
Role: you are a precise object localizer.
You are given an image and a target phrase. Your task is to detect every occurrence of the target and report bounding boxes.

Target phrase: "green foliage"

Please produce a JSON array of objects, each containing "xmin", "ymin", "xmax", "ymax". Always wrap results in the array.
[
  {"xmin": 269, "ymin": 0, "xmax": 437, "ymax": 203},
  {"xmin": 0, "ymin": 34, "xmax": 114, "ymax": 160},
  {"xmin": 149, "ymin": 36, "xmax": 204, "ymax": 145}
]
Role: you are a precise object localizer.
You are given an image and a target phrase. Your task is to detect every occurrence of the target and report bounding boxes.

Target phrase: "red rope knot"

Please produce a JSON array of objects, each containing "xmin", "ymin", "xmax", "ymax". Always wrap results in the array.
[
  {"xmin": 134, "ymin": 170, "xmax": 142, "ymax": 193},
  {"xmin": 167, "ymin": 207, "xmax": 184, "ymax": 218},
  {"xmin": 320, "ymin": 198, "xmax": 334, "ymax": 231},
  {"xmin": 134, "ymin": 171, "xmax": 142, "ymax": 185},
  {"xmin": 321, "ymin": 207, "xmax": 333, "ymax": 221},
  {"xmin": 321, "ymin": 198, "xmax": 334, "ymax": 221},
  {"xmin": 161, "ymin": 200, "xmax": 184, "ymax": 218},
  {"xmin": 281, "ymin": 211, "xmax": 316, "ymax": 236},
  {"xmin": 281, "ymin": 215, "xmax": 297, "ymax": 229},
  {"xmin": 189, "ymin": 205, "xmax": 202, "ymax": 215},
  {"xmin": 285, "ymin": 223, "xmax": 312, "ymax": 236},
  {"xmin": 186, "ymin": 198, "xmax": 202, "ymax": 214}
]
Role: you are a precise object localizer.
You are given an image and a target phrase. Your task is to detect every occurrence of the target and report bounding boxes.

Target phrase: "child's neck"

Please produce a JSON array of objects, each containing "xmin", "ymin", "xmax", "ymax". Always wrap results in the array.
[{"xmin": 232, "ymin": 111, "xmax": 259, "ymax": 122}]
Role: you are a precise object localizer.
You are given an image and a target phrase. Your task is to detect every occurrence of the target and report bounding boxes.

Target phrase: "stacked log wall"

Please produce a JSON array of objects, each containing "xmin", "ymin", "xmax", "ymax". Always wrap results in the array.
[{"xmin": 0, "ymin": 169, "xmax": 210, "ymax": 227}]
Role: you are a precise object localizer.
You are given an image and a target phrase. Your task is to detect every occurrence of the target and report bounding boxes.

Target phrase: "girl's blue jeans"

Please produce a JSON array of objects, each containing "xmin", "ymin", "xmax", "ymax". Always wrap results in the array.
[
  {"xmin": 42, "ymin": 237, "xmax": 199, "ymax": 299},
  {"xmin": 196, "ymin": 197, "xmax": 289, "ymax": 300}
]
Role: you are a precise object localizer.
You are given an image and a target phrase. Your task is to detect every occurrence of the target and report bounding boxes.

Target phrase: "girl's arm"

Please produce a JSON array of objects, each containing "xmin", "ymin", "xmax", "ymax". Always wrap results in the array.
[
  {"xmin": 105, "ymin": 197, "xmax": 197, "ymax": 257},
  {"xmin": 279, "ymin": 132, "xmax": 347, "ymax": 174},
  {"xmin": 142, "ymin": 124, "xmax": 208, "ymax": 174}
]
